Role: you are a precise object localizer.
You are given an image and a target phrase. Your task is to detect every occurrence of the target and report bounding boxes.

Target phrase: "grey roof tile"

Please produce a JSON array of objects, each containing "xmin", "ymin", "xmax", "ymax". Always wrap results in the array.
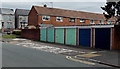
[
  {"xmin": 0, "ymin": 8, "xmax": 14, "ymax": 14},
  {"xmin": 15, "ymin": 9, "xmax": 30, "ymax": 16}
]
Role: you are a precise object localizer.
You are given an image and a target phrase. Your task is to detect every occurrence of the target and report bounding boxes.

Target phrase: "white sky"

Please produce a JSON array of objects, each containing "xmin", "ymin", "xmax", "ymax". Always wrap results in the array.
[
  {"xmin": 0, "ymin": 0, "xmax": 108, "ymax": 14},
  {"xmin": 1, "ymin": 0, "xmax": 106, "ymax": 2}
]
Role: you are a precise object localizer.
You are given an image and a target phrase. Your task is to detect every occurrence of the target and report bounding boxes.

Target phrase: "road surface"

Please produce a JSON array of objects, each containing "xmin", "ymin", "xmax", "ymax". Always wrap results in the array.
[{"xmin": 2, "ymin": 42, "xmax": 110, "ymax": 67}]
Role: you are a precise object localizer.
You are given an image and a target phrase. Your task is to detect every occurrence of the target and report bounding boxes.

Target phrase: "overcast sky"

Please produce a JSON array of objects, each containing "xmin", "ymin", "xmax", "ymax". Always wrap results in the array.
[{"xmin": 0, "ymin": 0, "xmax": 107, "ymax": 14}]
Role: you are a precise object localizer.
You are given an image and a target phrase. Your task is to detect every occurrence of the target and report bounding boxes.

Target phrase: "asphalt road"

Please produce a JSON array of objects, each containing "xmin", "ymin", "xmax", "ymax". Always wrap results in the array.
[{"xmin": 2, "ymin": 42, "xmax": 110, "ymax": 67}]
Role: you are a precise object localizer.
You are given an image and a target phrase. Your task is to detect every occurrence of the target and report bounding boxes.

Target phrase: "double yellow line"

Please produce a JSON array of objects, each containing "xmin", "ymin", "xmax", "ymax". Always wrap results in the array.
[{"xmin": 66, "ymin": 56, "xmax": 96, "ymax": 65}]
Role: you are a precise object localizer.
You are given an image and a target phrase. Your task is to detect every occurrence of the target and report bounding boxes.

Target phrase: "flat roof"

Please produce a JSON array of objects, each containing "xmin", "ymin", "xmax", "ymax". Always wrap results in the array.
[{"xmin": 40, "ymin": 24, "xmax": 116, "ymax": 28}]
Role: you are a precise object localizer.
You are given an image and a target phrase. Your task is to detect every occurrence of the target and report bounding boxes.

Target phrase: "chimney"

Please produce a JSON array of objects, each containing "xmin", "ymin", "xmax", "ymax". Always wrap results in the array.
[{"xmin": 44, "ymin": 4, "xmax": 47, "ymax": 7}]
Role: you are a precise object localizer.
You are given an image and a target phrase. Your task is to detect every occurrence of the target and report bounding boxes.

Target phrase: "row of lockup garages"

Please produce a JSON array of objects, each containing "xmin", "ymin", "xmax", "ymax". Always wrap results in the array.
[{"xmin": 22, "ymin": 25, "xmax": 120, "ymax": 50}]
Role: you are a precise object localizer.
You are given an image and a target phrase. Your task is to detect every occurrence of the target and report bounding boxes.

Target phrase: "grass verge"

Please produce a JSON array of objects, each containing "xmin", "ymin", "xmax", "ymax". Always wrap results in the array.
[{"xmin": 2, "ymin": 34, "xmax": 20, "ymax": 39}]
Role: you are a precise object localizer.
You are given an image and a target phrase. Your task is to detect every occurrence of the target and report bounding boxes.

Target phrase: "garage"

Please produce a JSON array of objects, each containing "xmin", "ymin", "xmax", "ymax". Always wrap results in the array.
[
  {"xmin": 47, "ymin": 28, "xmax": 54, "ymax": 42},
  {"xmin": 95, "ymin": 28, "xmax": 111, "ymax": 50},
  {"xmin": 40, "ymin": 28, "xmax": 47, "ymax": 41},
  {"xmin": 79, "ymin": 29, "xmax": 91, "ymax": 47},
  {"xmin": 66, "ymin": 28, "xmax": 76, "ymax": 45},
  {"xmin": 55, "ymin": 28, "xmax": 64, "ymax": 44}
]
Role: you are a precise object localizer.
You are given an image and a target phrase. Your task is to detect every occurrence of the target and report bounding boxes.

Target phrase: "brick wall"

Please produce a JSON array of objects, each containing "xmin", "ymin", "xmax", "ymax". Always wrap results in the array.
[
  {"xmin": 28, "ymin": 7, "xmax": 116, "ymax": 26},
  {"xmin": 28, "ymin": 7, "xmax": 38, "ymax": 26},
  {"xmin": 37, "ymin": 16, "xmax": 100, "ymax": 26},
  {"xmin": 21, "ymin": 29, "xmax": 40, "ymax": 40},
  {"xmin": 113, "ymin": 25, "xmax": 120, "ymax": 50}
]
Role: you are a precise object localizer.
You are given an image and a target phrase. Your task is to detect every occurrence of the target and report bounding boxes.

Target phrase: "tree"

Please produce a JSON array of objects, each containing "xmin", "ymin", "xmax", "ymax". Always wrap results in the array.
[{"xmin": 101, "ymin": 1, "xmax": 120, "ymax": 24}]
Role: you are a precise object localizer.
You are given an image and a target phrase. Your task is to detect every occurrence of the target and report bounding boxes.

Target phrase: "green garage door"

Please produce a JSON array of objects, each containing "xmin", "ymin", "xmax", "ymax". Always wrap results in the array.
[
  {"xmin": 47, "ymin": 28, "xmax": 54, "ymax": 42},
  {"xmin": 66, "ymin": 28, "xmax": 76, "ymax": 45},
  {"xmin": 55, "ymin": 28, "xmax": 64, "ymax": 44},
  {"xmin": 40, "ymin": 28, "xmax": 47, "ymax": 41}
]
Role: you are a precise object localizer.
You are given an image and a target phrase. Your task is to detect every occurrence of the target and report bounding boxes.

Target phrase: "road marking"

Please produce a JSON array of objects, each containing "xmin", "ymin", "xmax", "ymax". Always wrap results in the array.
[
  {"xmin": 89, "ymin": 59, "xmax": 101, "ymax": 62},
  {"xmin": 8, "ymin": 41, "xmax": 19, "ymax": 43},
  {"xmin": 89, "ymin": 52, "xmax": 97, "ymax": 54},
  {"xmin": 66, "ymin": 56, "xmax": 96, "ymax": 65},
  {"xmin": 16, "ymin": 42, "xmax": 81, "ymax": 54},
  {"xmin": 76, "ymin": 54, "xmax": 101, "ymax": 58}
]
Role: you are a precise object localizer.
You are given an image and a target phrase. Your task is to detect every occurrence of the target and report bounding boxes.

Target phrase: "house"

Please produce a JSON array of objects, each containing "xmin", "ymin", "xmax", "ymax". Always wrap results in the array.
[
  {"xmin": 0, "ymin": 13, "xmax": 2, "ymax": 30},
  {"xmin": 28, "ymin": 5, "xmax": 116, "ymax": 27},
  {"xmin": 15, "ymin": 9, "xmax": 30, "ymax": 29},
  {"xmin": 0, "ymin": 8, "xmax": 15, "ymax": 32}
]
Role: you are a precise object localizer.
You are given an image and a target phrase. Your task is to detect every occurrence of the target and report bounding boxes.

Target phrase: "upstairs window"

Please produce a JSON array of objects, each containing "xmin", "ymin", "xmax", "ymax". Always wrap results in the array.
[
  {"xmin": 42, "ymin": 15, "xmax": 50, "ymax": 21},
  {"xmin": 107, "ymin": 21, "xmax": 112, "ymax": 24},
  {"xmin": 90, "ymin": 20, "xmax": 95, "ymax": 24},
  {"xmin": 7, "ymin": 22, "xmax": 13, "ymax": 28},
  {"xmin": 80, "ymin": 19, "xmax": 85, "ymax": 23},
  {"xmin": 56, "ymin": 17, "xmax": 63, "ymax": 22},
  {"xmin": 69, "ymin": 18, "xmax": 75, "ymax": 22},
  {"xmin": 2, "ymin": 22, "xmax": 4, "ymax": 27},
  {"xmin": 99, "ymin": 20, "xmax": 103, "ymax": 24},
  {"xmin": 111, "ymin": 21, "xmax": 115, "ymax": 24}
]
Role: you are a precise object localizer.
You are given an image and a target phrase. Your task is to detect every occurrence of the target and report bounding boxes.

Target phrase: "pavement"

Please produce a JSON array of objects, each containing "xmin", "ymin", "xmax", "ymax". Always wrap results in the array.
[
  {"xmin": 1, "ymin": 36, "xmax": 120, "ymax": 68},
  {"xmin": 72, "ymin": 50, "xmax": 120, "ymax": 68},
  {"xmin": 33, "ymin": 41, "xmax": 120, "ymax": 68}
]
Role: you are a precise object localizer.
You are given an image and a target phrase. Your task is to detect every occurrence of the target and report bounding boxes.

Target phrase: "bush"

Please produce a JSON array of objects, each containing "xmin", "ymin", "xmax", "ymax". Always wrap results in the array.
[{"xmin": 13, "ymin": 30, "xmax": 21, "ymax": 35}]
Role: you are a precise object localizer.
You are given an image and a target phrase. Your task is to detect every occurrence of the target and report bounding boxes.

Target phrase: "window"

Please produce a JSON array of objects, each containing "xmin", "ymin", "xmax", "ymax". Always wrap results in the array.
[
  {"xmin": 90, "ymin": 20, "xmax": 95, "ymax": 24},
  {"xmin": 80, "ymin": 19, "xmax": 85, "ymax": 23},
  {"xmin": 111, "ymin": 21, "xmax": 115, "ymax": 24},
  {"xmin": 107, "ymin": 21, "xmax": 112, "ymax": 24},
  {"xmin": 42, "ymin": 15, "xmax": 50, "ymax": 21},
  {"xmin": 2, "ymin": 22, "xmax": 4, "ymax": 27},
  {"xmin": 56, "ymin": 17, "xmax": 63, "ymax": 22},
  {"xmin": 99, "ymin": 20, "xmax": 103, "ymax": 24},
  {"xmin": 7, "ymin": 22, "xmax": 12, "ymax": 28},
  {"xmin": 69, "ymin": 18, "xmax": 75, "ymax": 22},
  {"xmin": 20, "ymin": 22, "xmax": 27, "ymax": 29}
]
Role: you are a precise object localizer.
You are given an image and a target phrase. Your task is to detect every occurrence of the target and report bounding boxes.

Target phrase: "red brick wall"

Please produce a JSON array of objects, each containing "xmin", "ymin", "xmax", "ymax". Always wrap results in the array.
[
  {"xmin": 28, "ymin": 7, "xmax": 38, "ymax": 26},
  {"xmin": 36, "ymin": 16, "xmax": 102, "ymax": 26},
  {"xmin": 113, "ymin": 26, "xmax": 120, "ymax": 50},
  {"xmin": 21, "ymin": 29, "xmax": 40, "ymax": 40},
  {"xmin": 28, "ymin": 7, "xmax": 115, "ymax": 26}
]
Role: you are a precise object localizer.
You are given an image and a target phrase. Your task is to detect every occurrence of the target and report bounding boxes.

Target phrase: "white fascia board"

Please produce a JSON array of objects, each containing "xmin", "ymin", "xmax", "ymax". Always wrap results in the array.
[{"xmin": 54, "ymin": 25, "xmax": 115, "ymax": 29}]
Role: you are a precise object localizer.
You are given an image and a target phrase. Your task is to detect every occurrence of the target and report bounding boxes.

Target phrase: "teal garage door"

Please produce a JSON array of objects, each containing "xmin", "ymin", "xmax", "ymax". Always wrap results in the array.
[
  {"xmin": 40, "ymin": 28, "xmax": 47, "ymax": 41},
  {"xmin": 47, "ymin": 28, "xmax": 54, "ymax": 42},
  {"xmin": 66, "ymin": 28, "xmax": 76, "ymax": 45},
  {"xmin": 55, "ymin": 28, "xmax": 64, "ymax": 44}
]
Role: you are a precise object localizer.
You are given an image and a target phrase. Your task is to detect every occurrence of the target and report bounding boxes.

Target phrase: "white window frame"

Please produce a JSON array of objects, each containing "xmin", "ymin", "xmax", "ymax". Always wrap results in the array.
[
  {"xmin": 90, "ymin": 20, "xmax": 95, "ymax": 24},
  {"xmin": 69, "ymin": 18, "xmax": 75, "ymax": 22},
  {"xmin": 42, "ymin": 15, "xmax": 50, "ymax": 21},
  {"xmin": 80, "ymin": 19, "xmax": 85, "ymax": 23},
  {"xmin": 56, "ymin": 17, "xmax": 63, "ymax": 22},
  {"xmin": 7, "ymin": 22, "xmax": 12, "ymax": 28},
  {"xmin": 99, "ymin": 20, "xmax": 104, "ymax": 24},
  {"xmin": 107, "ymin": 21, "xmax": 112, "ymax": 24}
]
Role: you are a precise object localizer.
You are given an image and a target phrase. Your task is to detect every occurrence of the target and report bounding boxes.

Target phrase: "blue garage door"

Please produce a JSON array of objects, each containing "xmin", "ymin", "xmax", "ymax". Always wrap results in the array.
[
  {"xmin": 79, "ymin": 29, "xmax": 91, "ymax": 47},
  {"xmin": 95, "ymin": 28, "xmax": 111, "ymax": 50}
]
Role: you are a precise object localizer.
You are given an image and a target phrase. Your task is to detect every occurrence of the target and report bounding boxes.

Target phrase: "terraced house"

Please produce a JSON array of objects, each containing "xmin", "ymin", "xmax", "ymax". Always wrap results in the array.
[
  {"xmin": 21, "ymin": 5, "xmax": 120, "ymax": 50},
  {"xmin": 15, "ymin": 9, "xmax": 30, "ymax": 29},
  {"xmin": 28, "ymin": 5, "xmax": 116, "ymax": 27},
  {"xmin": 0, "ymin": 8, "xmax": 15, "ymax": 32}
]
